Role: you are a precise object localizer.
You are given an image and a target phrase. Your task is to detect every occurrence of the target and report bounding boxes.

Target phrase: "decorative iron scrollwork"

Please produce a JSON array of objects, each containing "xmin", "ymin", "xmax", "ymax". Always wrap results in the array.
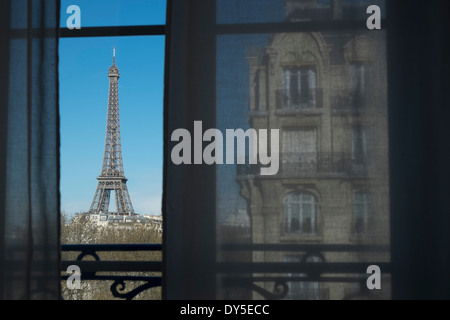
[
  {"xmin": 76, "ymin": 250, "xmax": 100, "ymax": 261},
  {"xmin": 62, "ymin": 244, "xmax": 163, "ymax": 300},
  {"xmin": 110, "ymin": 278, "xmax": 162, "ymax": 300}
]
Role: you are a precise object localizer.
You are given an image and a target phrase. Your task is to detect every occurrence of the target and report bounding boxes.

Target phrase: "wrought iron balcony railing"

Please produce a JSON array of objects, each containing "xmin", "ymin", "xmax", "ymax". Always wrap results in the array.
[
  {"xmin": 219, "ymin": 243, "xmax": 390, "ymax": 300},
  {"xmin": 61, "ymin": 243, "xmax": 162, "ymax": 300},
  {"xmin": 60, "ymin": 243, "xmax": 389, "ymax": 300},
  {"xmin": 237, "ymin": 152, "xmax": 369, "ymax": 177}
]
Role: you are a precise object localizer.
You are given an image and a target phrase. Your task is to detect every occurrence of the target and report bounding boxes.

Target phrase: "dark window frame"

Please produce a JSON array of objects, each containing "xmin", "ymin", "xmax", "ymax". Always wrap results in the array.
[{"xmin": 57, "ymin": 0, "xmax": 450, "ymax": 300}]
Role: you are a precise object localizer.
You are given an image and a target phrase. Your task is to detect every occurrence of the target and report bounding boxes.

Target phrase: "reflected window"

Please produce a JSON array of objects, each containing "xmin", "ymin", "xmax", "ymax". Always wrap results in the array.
[
  {"xmin": 353, "ymin": 191, "xmax": 371, "ymax": 234},
  {"xmin": 282, "ymin": 66, "xmax": 316, "ymax": 109},
  {"xmin": 350, "ymin": 62, "xmax": 371, "ymax": 109},
  {"xmin": 254, "ymin": 69, "xmax": 265, "ymax": 111},
  {"xmin": 352, "ymin": 125, "xmax": 369, "ymax": 165}
]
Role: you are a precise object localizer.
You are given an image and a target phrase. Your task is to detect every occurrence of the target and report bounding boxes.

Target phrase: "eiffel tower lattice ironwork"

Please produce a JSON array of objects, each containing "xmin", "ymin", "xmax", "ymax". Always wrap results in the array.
[{"xmin": 89, "ymin": 49, "xmax": 135, "ymax": 216}]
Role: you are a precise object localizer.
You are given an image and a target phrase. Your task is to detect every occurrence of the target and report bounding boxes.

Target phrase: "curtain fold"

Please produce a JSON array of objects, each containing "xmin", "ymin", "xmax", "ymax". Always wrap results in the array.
[
  {"xmin": 0, "ymin": 0, "xmax": 60, "ymax": 299},
  {"xmin": 164, "ymin": 0, "xmax": 217, "ymax": 299},
  {"xmin": 387, "ymin": 0, "xmax": 450, "ymax": 300}
]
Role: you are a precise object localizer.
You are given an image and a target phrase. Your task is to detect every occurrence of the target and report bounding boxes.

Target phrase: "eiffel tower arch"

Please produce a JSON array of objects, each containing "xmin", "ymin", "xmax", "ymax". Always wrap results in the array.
[{"xmin": 89, "ymin": 49, "xmax": 135, "ymax": 216}]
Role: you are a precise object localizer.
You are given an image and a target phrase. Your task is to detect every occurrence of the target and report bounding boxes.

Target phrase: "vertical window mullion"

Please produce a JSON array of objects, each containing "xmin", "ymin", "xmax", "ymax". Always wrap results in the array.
[
  {"xmin": 309, "ymin": 68, "xmax": 316, "ymax": 107},
  {"xmin": 364, "ymin": 193, "xmax": 369, "ymax": 225},
  {"xmin": 297, "ymin": 68, "xmax": 301, "ymax": 108},
  {"xmin": 285, "ymin": 69, "xmax": 291, "ymax": 108}
]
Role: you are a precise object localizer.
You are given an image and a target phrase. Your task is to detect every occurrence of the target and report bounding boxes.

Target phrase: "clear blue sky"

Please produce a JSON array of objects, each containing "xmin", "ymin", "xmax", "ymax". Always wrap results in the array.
[{"xmin": 59, "ymin": 0, "xmax": 166, "ymax": 216}]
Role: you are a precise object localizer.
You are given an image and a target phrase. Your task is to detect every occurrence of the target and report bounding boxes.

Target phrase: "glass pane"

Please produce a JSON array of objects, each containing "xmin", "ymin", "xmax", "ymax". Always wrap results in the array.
[
  {"xmin": 60, "ymin": 36, "xmax": 164, "ymax": 218},
  {"xmin": 59, "ymin": 36, "xmax": 164, "ymax": 299},
  {"xmin": 217, "ymin": 25, "xmax": 390, "ymax": 300},
  {"xmin": 302, "ymin": 203, "xmax": 312, "ymax": 218}
]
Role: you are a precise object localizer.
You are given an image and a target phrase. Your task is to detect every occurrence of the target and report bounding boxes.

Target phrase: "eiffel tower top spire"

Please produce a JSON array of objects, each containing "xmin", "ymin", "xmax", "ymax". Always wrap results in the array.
[{"xmin": 108, "ymin": 48, "xmax": 120, "ymax": 78}]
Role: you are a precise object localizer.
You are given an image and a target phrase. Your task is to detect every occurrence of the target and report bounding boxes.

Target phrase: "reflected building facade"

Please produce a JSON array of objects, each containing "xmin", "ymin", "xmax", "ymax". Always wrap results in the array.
[{"xmin": 234, "ymin": 0, "xmax": 390, "ymax": 300}]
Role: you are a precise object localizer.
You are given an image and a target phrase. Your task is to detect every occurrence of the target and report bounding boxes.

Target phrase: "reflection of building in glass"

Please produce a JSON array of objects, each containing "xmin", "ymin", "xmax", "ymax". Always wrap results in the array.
[{"xmin": 234, "ymin": 0, "xmax": 390, "ymax": 300}]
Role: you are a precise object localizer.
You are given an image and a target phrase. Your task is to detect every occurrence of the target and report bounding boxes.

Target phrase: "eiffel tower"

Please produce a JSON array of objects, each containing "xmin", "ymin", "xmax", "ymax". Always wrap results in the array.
[{"xmin": 89, "ymin": 49, "xmax": 135, "ymax": 216}]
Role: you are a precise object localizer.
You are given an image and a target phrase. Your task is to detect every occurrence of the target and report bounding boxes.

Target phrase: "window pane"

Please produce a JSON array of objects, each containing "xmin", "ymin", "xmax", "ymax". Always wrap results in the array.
[
  {"xmin": 303, "ymin": 203, "xmax": 312, "ymax": 217},
  {"xmin": 59, "ymin": 36, "xmax": 164, "ymax": 219},
  {"xmin": 217, "ymin": 29, "xmax": 389, "ymax": 299}
]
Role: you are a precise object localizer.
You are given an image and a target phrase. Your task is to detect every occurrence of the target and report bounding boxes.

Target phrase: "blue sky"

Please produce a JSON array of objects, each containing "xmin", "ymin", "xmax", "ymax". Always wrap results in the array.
[{"xmin": 59, "ymin": 0, "xmax": 166, "ymax": 216}]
